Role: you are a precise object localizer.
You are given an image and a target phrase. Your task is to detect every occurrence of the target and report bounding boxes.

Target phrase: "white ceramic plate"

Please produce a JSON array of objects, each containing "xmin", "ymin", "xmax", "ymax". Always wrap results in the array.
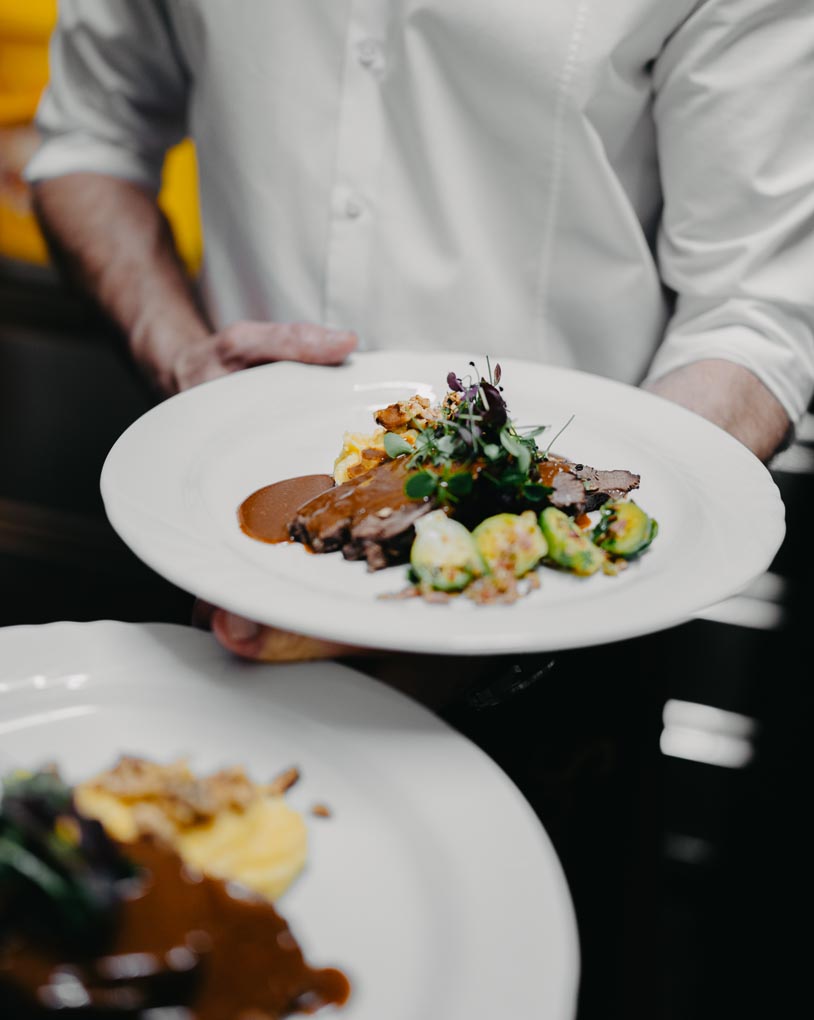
[
  {"xmin": 0, "ymin": 620, "xmax": 579, "ymax": 1020},
  {"xmin": 101, "ymin": 350, "xmax": 785, "ymax": 654}
]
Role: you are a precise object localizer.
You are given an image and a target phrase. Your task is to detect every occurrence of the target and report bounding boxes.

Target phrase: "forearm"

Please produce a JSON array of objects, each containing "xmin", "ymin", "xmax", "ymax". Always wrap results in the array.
[
  {"xmin": 31, "ymin": 173, "xmax": 210, "ymax": 394},
  {"xmin": 642, "ymin": 359, "xmax": 791, "ymax": 463}
]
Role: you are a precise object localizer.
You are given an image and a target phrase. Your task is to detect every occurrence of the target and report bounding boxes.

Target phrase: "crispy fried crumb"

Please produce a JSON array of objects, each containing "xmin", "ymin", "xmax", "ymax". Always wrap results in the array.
[
  {"xmin": 83, "ymin": 756, "xmax": 292, "ymax": 833},
  {"xmin": 311, "ymin": 803, "xmax": 332, "ymax": 818},
  {"xmin": 266, "ymin": 766, "xmax": 301, "ymax": 796},
  {"xmin": 374, "ymin": 395, "xmax": 437, "ymax": 431},
  {"xmin": 441, "ymin": 391, "xmax": 463, "ymax": 415},
  {"xmin": 465, "ymin": 570, "xmax": 524, "ymax": 604},
  {"xmin": 379, "ymin": 569, "xmax": 542, "ymax": 605}
]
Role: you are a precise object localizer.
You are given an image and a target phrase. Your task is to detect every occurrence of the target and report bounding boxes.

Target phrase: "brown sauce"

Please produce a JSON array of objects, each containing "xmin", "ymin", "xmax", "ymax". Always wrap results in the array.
[
  {"xmin": 0, "ymin": 836, "xmax": 350, "ymax": 1018},
  {"xmin": 537, "ymin": 457, "xmax": 571, "ymax": 488},
  {"xmin": 239, "ymin": 474, "xmax": 335, "ymax": 543}
]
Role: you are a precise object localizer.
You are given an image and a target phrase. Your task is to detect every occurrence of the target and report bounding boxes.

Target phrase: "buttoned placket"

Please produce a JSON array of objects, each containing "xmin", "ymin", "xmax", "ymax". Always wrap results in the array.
[{"xmin": 322, "ymin": 1, "xmax": 390, "ymax": 345}]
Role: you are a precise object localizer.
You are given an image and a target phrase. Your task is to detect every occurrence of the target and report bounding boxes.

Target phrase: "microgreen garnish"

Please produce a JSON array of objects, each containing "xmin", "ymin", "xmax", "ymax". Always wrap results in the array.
[
  {"xmin": 404, "ymin": 471, "xmax": 438, "ymax": 500},
  {"xmin": 543, "ymin": 413, "xmax": 575, "ymax": 457},
  {"xmin": 405, "ymin": 468, "xmax": 474, "ymax": 505},
  {"xmin": 383, "ymin": 360, "xmax": 567, "ymax": 507},
  {"xmin": 383, "ymin": 432, "xmax": 413, "ymax": 458}
]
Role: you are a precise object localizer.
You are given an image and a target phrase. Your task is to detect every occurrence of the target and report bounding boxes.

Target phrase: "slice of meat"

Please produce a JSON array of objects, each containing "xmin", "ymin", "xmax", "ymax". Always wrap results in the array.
[
  {"xmin": 572, "ymin": 464, "xmax": 641, "ymax": 498},
  {"xmin": 547, "ymin": 470, "xmax": 590, "ymax": 512},
  {"xmin": 289, "ymin": 458, "xmax": 435, "ymax": 569},
  {"xmin": 539, "ymin": 456, "xmax": 640, "ymax": 515},
  {"xmin": 343, "ymin": 500, "xmax": 433, "ymax": 570}
]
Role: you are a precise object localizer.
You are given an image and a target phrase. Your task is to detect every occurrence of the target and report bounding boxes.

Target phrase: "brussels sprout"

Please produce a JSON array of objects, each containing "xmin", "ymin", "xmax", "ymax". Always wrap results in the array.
[
  {"xmin": 410, "ymin": 510, "xmax": 484, "ymax": 591},
  {"xmin": 593, "ymin": 500, "xmax": 658, "ymax": 559},
  {"xmin": 472, "ymin": 511, "xmax": 548, "ymax": 578},
  {"xmin": 539, "ymin": 506, "xmax": 606, "ymax": 576}
]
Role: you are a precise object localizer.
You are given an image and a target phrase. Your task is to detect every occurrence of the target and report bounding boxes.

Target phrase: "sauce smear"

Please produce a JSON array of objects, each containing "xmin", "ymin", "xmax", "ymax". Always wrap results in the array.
[
  {"xmin": 0, "ymin": 835, "xmax": 351, "ymax": 1018},
  {"xmin": 239, "ymin": 474, "xmax": 335, "ymax": 543}
]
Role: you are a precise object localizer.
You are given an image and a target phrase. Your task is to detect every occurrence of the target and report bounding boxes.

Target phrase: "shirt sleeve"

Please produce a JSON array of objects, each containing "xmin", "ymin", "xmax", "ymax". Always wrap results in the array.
[
  {"xmin": 644, "ymin": 0, "xmax": 814, "ymax": 423},
  {"xmin": 24, "ymin": 0, "xmax": 188, "ymax": 194}
]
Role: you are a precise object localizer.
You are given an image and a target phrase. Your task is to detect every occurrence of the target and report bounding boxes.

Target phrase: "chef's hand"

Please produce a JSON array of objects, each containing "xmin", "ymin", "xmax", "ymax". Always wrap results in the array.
[
  {"xmin": 165, "ymin": 322, "xmax": 358, "ymax": 394},
  {"xmin": 193, "ymin": 601, "xmax": 362, "ymax": 662},
  {"xmin": 30, "ymin": 175, "xmax": 359, "ymax": 397},
  {"xmin": 192, "ymin": 601, "xmax": 482, "ymax": 711}
]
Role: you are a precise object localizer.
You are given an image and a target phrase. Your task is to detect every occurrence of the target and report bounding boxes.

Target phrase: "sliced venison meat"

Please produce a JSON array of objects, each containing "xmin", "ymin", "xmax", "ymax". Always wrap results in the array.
[
  {"xmin": 547, "ymin": 470, "xmax": 591, "ymax": 512},
  {"xmin": 289, "ymin": 457, "xmax": 435, "ymax": 569},
  {"xmin": 343, "ymin": 500, "xmax": 433, "ymax": 570},
  {"xmin": 572, "ymin": 464, "xmax": 641, "ymax": 499},
  {"xmin": 540, "ymin": 455, "xmax": 640, "ymax": 515}
]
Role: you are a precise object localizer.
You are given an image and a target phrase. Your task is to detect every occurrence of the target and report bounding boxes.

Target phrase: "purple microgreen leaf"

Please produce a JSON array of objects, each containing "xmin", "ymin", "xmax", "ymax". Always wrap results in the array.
[{"xmin": 479, "ymin": 382, "xmax": 507, "ymax": 426}]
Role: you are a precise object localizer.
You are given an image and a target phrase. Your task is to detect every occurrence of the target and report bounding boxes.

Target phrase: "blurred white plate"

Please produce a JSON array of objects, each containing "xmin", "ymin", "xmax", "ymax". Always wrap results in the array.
[
  {"xmin": 100, "ymin": 351, "xmax": 785, "ymax": 653},
  {"xmin": 0, "ymin": 620, "xmax": 579, "ymax": 1020}
]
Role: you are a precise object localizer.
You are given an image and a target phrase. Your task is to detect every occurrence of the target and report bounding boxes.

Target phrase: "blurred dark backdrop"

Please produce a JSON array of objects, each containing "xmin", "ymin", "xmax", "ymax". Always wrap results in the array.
[{"xmin": 0, "ymin": 257, "xmax": 194, "ymax": 626}]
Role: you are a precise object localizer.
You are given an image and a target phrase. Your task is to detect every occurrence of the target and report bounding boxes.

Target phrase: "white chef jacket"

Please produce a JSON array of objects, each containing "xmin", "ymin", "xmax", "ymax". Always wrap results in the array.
[{"xmin": 25, "ymin": 0, "xmax": 814, "ymax": 422}]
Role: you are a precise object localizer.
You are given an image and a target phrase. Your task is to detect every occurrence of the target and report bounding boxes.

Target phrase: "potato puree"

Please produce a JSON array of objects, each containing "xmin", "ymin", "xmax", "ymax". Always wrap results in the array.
[{"xmin": 75, "ymin": 755, "xmax": 307, "ymax": 901}]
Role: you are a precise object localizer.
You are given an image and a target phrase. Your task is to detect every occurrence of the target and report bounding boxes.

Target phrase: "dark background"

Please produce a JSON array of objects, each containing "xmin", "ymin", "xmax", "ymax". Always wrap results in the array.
[{"xmin": 1, "ymin": 255, "xmax": 812, "ymax": 1020}]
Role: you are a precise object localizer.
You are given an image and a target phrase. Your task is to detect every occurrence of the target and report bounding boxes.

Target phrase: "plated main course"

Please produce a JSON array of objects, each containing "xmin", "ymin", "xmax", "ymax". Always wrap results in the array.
[
  {"xmin": 239, "ymin": 361, "xmax": 658, "ymax": 603},
  {"xmin": 0, "ymin": 757, "xmax": 349, "ymax": 1018}
]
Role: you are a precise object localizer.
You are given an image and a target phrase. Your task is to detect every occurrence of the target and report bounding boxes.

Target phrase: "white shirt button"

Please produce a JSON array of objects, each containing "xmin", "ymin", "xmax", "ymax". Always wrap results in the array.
[
  {"xmin": 356, "ymin": 38, "xmax": 383, "ymax": 72},
  {"xmin": 344, "ymin": 195, "xmax": 364, "ymax": 219}
]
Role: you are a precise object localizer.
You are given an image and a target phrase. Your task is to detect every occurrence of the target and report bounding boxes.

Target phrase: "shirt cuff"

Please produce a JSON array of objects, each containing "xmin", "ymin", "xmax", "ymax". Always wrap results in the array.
[{"xmin": 24, "ymin": 132, "xmax": 163, "ymax": 194}]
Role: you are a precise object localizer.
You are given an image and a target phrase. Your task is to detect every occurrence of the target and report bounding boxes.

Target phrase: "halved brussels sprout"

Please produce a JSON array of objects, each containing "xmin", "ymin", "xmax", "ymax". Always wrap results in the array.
[
  {"xmin": 539, "ymin": 506, "xmax": 606, "ymax": 576},
  {"xmin": 593, "ymin": 500, "xmax": 658, "ymax": 559},
  {"xmin": 472, "ymin": 511, "xmax": 548, "ymax": 578},
  {"xmin": 410, "ymin": 510, "xmax": 484, "ymax": 591}
]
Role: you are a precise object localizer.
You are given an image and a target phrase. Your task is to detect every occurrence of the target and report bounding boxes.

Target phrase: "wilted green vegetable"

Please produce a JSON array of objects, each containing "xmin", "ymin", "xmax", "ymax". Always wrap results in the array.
[
  {"xmin": 0, "ymin": 769, "xmax": 135, "ymax": 953},
  {"xmin": 410, "ymin": 509, "xmax": 484, "ymax": 591},
  {"xmin": 593, "ymin": 500, "xmax": 658, "ymax": 559},
  {"xmin": 539, "ymin": 506, "xmax": 607, "ymax": 576},
  {"xmin": 472, "ymin": 511, "xmax": 548, "ymax": 577}
]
